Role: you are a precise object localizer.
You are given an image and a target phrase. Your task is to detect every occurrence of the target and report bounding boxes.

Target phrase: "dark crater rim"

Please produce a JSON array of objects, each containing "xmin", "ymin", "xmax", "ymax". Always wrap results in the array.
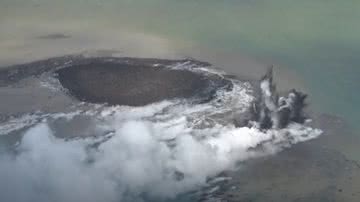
[{"xmin": 55, "ymin": 59, "xmax": 233, "ymax": 106}]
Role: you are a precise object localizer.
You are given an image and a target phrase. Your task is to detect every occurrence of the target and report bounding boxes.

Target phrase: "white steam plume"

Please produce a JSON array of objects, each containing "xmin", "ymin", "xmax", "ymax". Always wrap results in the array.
[{"xmin": 0, "ymin": 80, "xmax": 322, "ymax": 202}]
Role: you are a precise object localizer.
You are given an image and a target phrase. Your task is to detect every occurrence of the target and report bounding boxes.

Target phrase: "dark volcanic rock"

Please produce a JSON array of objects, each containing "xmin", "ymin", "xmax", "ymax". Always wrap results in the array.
[
  {"xmin": 0, "ymin": 55, "xmax": 233, "ymax": 106},
  {"xmin": 55, "ymin": 59, "xmax": 231, "ymax": 106},
  {"xmin": 0, "ymin": 56, "xmax": 78, "ymax": 86},
  {"xmin": 0, "ymin": 56, "xmax": 211, "ymax": 87}
]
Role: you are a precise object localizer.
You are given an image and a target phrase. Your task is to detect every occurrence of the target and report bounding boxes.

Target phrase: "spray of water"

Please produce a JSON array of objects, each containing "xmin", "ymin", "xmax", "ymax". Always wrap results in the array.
[{"xmin": 0, "ymin": 60, "xmax": 322, "ymax": 202}]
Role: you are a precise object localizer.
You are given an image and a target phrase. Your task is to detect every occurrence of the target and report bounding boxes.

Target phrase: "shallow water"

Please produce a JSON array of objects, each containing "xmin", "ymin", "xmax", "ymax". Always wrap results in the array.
[
  {"xmin": 1, "ymin": 0, "xmax": 360, "ymax": 201},
  {"xmin": 0, "ymin": 57, "xmax": 324, "ymax": 202},
  {"xmin": 1, "ymin": 0, "xmax": 359, "ymax": 127}
]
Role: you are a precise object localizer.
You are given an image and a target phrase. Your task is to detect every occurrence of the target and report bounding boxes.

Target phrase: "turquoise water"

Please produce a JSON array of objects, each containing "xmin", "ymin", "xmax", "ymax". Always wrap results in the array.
[
  {"xmin": 1, "ymin": 1, "xmax": 360, "ymax": 200},
  {"xmin": 1, "ymin": 1, "xmax": 359, "ymax": 129},
  {"xmin": 111, "ymin": 0, "xmax": 360, "ymax": 129}
]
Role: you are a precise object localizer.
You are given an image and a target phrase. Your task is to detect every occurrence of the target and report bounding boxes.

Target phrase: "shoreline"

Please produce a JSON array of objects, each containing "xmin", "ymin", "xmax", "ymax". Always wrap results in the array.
[
  {"xmin": 1, "ymin": 55, "xmax": 360, "ymax": 202},
  {"xmin": 55, "ymin": 57, "xmax": 232, "ymax": 106}
]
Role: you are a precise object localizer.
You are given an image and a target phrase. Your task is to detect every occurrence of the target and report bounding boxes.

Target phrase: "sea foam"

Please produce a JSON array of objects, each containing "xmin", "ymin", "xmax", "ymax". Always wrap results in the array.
[{"xmin": 0, "ymin": 61, "xmax": 322, "ymax": 202}]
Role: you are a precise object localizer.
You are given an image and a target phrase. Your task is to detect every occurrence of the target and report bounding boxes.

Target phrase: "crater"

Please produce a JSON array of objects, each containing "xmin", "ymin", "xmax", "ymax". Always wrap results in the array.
[{"xmin": 56, "ymin": 60, "xmax": 232, "ymax": 106}]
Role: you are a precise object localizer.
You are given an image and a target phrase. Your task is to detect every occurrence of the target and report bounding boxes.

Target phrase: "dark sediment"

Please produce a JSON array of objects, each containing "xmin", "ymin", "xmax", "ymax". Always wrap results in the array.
[
  {"xmin": 0, "ymin": 55, "xmax": 232, "ymax": 106},
  {"xmin": 0, "ymin": 55, "xmax": 212, "ymax": 87},
  {"xmin": 3, "ymin": 55, "xmax": 360, "ymax": 202},
  {"xmin": 56, "ymin": 61, "xmax": 228, "ymax": 106},
  {"xmin": 36, "ymin": 33, "xmax": 71, "ymax": 40}
]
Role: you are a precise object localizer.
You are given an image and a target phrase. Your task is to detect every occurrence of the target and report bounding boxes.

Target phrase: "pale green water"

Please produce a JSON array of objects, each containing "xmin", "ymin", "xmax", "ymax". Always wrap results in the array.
[
  {"xmin": 1, "ymin": 1, "xmax": 359, "ymax": 134},
  {"xmin": 1, "ymin": 0, "xmax": 359, "ymax": 129},
  {"xmin": 111, "ymin": 0, "xmax": 360, "ymax": 129},
  {"xmin": 1, "ymin": 1, "xmax": 360, "ymax": 200}
]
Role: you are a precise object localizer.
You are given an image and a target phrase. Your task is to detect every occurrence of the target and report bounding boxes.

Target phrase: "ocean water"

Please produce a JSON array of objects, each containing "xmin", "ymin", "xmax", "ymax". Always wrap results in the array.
[
  {"xmin": 0, "ymin": 58, "xmax": 322, "ymax": 202},
  {"xmin": 1, "ymin": 0, "xmax": 359, "ymax": 127},
  {"xmin": 1, "ymin": 0, "xmax": 360, "ymax": 201}
]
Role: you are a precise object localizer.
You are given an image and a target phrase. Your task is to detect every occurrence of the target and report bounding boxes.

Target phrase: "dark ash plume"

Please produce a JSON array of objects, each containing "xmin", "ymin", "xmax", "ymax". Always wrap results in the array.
[{"xmin": 248, "ymin": 66, "xmax": 308, "ymax": 129}]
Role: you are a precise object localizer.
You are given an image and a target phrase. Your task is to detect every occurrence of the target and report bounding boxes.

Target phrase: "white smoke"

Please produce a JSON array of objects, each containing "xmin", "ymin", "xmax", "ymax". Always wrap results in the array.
[{"xmin": 0, "ymin": 81, "xmax": 322, "ymax": 202}]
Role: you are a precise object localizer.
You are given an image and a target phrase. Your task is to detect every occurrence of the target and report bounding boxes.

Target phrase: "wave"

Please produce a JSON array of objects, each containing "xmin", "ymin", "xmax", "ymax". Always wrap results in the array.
[{"xmin": 0, "ymin": 56, "xmax": 322, "ymax": 202}]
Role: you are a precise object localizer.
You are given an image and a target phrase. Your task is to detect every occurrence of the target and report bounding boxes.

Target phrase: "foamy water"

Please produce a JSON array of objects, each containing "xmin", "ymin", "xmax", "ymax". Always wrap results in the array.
[{"xmin": 0, "ymin": 62, "xmax": 322, "ymax": 202}]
